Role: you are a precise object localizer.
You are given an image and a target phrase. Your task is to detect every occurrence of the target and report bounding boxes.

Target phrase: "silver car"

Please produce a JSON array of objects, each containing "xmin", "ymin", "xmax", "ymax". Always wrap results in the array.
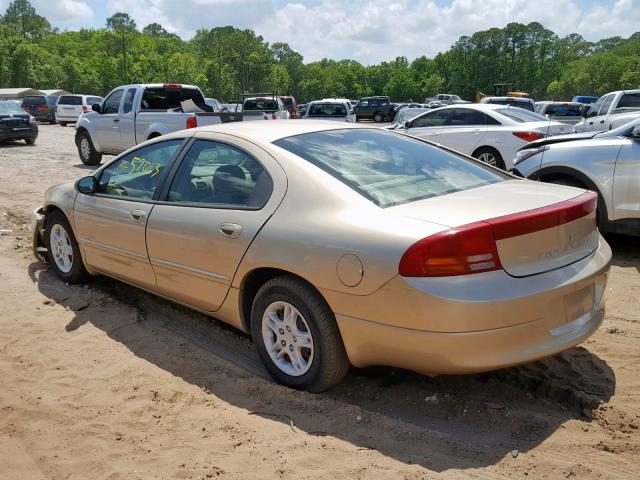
[
  {"xmin": 512, "ymin": 118, "xmax": 640, "ymax": 237},
  {"xmin": 33, "ymin": 122, "xmax": 611, "ymax": 392}
]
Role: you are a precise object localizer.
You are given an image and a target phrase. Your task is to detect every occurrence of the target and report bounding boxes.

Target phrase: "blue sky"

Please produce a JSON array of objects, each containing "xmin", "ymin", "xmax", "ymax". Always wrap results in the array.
[{"xmin": 1, "ymin": 0, "xmax": 638, "ymax": 63}]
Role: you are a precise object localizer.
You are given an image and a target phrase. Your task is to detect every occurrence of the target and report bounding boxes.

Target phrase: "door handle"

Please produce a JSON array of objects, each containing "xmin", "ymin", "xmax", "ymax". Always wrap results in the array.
[
  {"xmin": 130, "ymin": 209, "xmax": 146, "ymax": 220},
  {"xmin": 219, "ymin": 223, "xmax": 242, "ymax": 239},
  {"xmin": 113, "ymin": 119, "xmax": 119, "ymax": 123},
  {"xmin": 600, "ymin": 120, "xmax": 605, "ymax": 124}
]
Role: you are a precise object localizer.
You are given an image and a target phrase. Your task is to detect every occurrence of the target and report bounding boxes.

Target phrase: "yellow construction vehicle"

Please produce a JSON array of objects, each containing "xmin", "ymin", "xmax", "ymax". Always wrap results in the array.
[{"xmin": 475, "ymin": 83, "xmax": 530, "ymax": 103}]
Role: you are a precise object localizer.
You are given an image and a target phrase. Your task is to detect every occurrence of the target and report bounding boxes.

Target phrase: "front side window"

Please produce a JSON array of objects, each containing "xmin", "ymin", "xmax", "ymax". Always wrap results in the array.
[
  {"xmin": 411, "ymin": 110, "xmax": 450, "ymax": 127},
  {"xmin": 103, "ymin": 89, "xmax": 124, "ymax": 114},
  {"xmin": 167, "ymin": 140, "xmax": 272, "ymax": 208},
  {"xmin": 598, "ymin": 95, "xmax": 615, "ymax": 115},
  {"xmin": 274, "ymin": 129, "xmax": 505, "ymax": 208},
  {"xmin": 97, "ymin": 140, "xmax": 184, "ymax": 199}
]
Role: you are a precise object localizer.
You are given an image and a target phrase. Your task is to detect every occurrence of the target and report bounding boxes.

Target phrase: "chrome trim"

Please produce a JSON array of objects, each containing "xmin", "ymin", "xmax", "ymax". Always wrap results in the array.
[
  {"xmin": 78, "ymin": 236, "xmax": 148, "ymax": 260},
  {"xmin": 150, "ymin": 257, "xmax": 229, "ymax": 281}
]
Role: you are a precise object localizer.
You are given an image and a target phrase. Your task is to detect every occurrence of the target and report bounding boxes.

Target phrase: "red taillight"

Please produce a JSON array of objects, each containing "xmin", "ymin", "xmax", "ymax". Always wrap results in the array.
[
  {"xmin": 272, "ymin": 113, "xmax": 277, "ymax": 120},
  {"xmin": 399, "ymin": 222, "xmax": 502, "ymax": 277},
  {"xmin": 22, "ymin": 105, "xmax": 29, "ymax": 111},
  {"xmin": 399, "ymin": 191, "xmax": 596, "ymax": 277},
  {"xmin": 82, "ymin": 105, "xmax": 88, "ymax": 112},
  {"xmin": 163, "ymin": 83, "xmax": 182, "ymax": 88},
  {"xmin": 186, "ymin": 116, "xmax": 197, "ymax": 129},
  {"xmin": 36, "ymin": 106, "xmax": 49, "ymax": 111},
  {"xmin": 513, "ymin": 131, "xmax": 543, "ymax": 142}
]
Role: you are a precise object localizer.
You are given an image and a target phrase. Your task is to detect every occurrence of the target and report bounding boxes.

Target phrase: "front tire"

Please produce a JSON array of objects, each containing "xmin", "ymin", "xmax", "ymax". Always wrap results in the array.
[
  {"xmin": 251, "ymin": 276, "xmax": 350, "ymax": 392},
  {"xmin": 373, "ymin": 112, "xmax": 384, "ymax": 123},
  {"xmin": 473, "ymin": 147, "xmax": 505, "ymax": 169},
  {"xmin": 45, "ymin": 210, "xmax": 89, "ymax": 284},
  {"xmin": 60, "ymin": 122, "xmax": 67, "ymax": 127},
  {"xmin": 76, "ymin": 130, "xmax": 102, "ymax": 166},
  {"xmin": 25, "ymin": 137, "xmax": 36, "ymax": 145}
]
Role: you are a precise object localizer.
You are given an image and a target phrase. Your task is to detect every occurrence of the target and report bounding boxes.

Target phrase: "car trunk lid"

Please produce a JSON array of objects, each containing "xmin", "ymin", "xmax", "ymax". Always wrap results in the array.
[{"xmin": 390, "ymin": 180, "xmax": 599, "ymax": 277}]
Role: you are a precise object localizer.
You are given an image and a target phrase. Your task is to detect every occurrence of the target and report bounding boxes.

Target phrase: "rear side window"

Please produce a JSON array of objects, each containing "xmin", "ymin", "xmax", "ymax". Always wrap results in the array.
[
  {"xmin": 141, "ymin": 87, "xmax": 205, "ymax": 110},
  {"xmin": 598, "ymin": 95, "xmax": 614, "ymax": 115},
  {"xmin": 618, "ymin": 93, "xmax": 640, "ymax": 109},
  {"xmin": 412, "ymin": 110, "xmax": 450, "ymax": 127},
  {"xmin": 274, "ymin": 129, "xmax": 504, "ymax": 208},
  {"xmin": 449, "ymin": 108, "xmax": 487, "ymax": 126},
  {"xmin": 23, "ymin": 96, "xmax": 45, "ymax": 106},
  {"xmin": 58, "ymin": 96, "xmax": 82, "ymax": 105}
]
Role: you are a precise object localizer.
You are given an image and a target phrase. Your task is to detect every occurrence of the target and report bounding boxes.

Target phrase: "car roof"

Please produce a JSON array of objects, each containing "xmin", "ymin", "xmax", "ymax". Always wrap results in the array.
[{"xmin": 195, "ymin": 120, "xmax": 368, "ymax": 143}]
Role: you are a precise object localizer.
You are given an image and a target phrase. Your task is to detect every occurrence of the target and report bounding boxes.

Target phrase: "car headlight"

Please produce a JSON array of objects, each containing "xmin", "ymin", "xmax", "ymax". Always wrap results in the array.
[
  {"xmin": 29, "ymin": 115, "xmax": 36, "ymax": 124},
  {"xmin": 513, "ymin": 145, "xmax": 548, "ymax": 166}
]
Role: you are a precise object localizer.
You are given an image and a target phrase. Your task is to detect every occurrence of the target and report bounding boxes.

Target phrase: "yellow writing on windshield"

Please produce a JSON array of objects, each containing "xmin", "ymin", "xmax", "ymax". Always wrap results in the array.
[{"xmin": 116, "ymin": 156, "xmax": 161, "ymax": 177}]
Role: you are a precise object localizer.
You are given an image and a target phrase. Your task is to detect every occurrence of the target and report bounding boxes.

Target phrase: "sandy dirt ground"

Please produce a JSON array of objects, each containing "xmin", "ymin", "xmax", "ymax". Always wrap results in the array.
[{"xmin": 1, "ymin": 124, "xmax": 639, "ymax": 480}]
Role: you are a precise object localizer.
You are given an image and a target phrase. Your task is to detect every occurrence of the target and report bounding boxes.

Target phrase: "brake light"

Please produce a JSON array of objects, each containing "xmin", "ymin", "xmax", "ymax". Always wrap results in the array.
[
  {"xmin": 513, "ymin": 131, "xmax": 543, "ymax": 142},
  {"xmin": 399, "ymin": 222, "xmax": 501, "ymax": 277},
  {"xmin": 163, "ymin": 83, "xmax": 182, "ymax": 88},
  {"xmin": 272, "ymin": 113, "xmax": 277, "ymax": 120},
  {"xmin": 82, "ymin": 105, "xmax": 88, "ymax": 112},
  {"xmin": 22, "ymin": 105, "xmax": 29, "ymax": 112},
  {"xmin": 186, "ymin": 116, "xmax": 197, "ymax": 129},
  {"xmin": 399, "ymin": 191, "xmax": 596, "ymax": 277},
  {"xmin": 36, "ymin": 106, "xmax": 49, "ymax": 111}
]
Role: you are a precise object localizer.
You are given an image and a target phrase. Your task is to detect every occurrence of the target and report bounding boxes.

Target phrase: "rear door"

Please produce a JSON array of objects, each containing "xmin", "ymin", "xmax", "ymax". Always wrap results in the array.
[
  {"xmin": 145, "ymin": 135, "xmax": 286, "ymax": 311},
  {"xmin": 406, "ymin": 109, "xmax": 451, "ymax": 143},
  {"xmin": 438, "ymin": 108, "xmax": 487, "ymax": 155},
  {"xmin": 74, "ymin": 138, "xmax": 186, "ymax": 290},
  {"xmin": 612, "ymin": 137, "xmax": 640, "ymax": 222}
]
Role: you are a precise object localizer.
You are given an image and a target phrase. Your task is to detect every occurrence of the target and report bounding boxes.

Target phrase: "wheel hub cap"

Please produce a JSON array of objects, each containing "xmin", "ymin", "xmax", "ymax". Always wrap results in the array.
[
  {"xmin": 80, "ymin": 138, "xmax": 90, "ymax": 159},
  {"xmin": 49, "ymin": 224, "xmax": 73, "ymax": 273},
  {"xmin": 262, "ymin": 301, "xmax": 314, "ymax": 376}
]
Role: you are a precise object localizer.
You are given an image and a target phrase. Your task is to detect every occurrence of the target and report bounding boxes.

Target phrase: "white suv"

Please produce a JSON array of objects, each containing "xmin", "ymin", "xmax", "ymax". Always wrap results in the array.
[{"xmin": 56, "ymin": 94, "xmax": 103, "ymax": 126}]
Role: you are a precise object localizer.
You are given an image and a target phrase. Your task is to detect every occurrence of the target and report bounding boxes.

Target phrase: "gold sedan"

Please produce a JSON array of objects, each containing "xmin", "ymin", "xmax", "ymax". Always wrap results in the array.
[{"xmin": 33, "ymin": 121, "xmax": 611, "ymax": 392}]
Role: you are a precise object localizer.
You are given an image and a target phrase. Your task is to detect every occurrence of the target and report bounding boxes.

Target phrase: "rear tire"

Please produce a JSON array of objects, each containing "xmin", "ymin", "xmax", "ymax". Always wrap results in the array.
[
  {"xmin": 25, "ymin": 137, "xmax": 36, "ymax": 145},
  {"xmin": 76, "ymin": 130, "xmax": 102, "ymax": 166},
  {"xmin": 250, "ymin": 276, "xmax": 350, "ymax": 392},
  {"xmin": 45, "ymin": 210, "xmax": 89, "ymax": 284},
  {"xmin": 60, "ymin": 122, "xmax": 67, "ymax": 127},
  {"xmin": 373, "ymin": 112, "xmax": 384, "ymax": 123},
  {"xmin": 473, "ymin": 147, "xmax": 505, "ymax": 170}
]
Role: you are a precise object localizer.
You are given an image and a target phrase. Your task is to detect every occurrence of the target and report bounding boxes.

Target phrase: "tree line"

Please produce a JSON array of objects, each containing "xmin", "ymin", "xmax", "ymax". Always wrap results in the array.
[{"xmin": 0, "ymin": 0, "xmax": 638, "ymax": 102}]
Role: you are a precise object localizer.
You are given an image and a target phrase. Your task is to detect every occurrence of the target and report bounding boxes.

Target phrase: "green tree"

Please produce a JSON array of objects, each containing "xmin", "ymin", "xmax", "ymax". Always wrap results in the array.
[
  {"xmin": 1, "ymin": 0, "xmax": 53, "ymax": 41},
  {"xmin": 106, "ymin": 12, "xmax": 137, "ymax": 82}
]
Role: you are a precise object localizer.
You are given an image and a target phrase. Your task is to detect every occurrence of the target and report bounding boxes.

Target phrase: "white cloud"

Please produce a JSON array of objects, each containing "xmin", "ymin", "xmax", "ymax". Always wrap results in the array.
[{"xmin": 1, "ymin": 0, "xmax": 638, "ymax": 63}]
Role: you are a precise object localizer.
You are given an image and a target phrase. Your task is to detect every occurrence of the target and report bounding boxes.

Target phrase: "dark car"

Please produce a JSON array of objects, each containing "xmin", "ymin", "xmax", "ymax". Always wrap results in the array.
[
  {"xmin": 0, "ymin": 101, "xmax": 38, "ymax": 144},
  {"xmin": 21, "ymin": 95, "xmax": 58, "ymax": 123},
  {"xmin": 279, "ymin": 96, "xmax": 299, "ymax": 119},
  {"xmin": 354, "ymin": 96, "xmax": 394, "ymax": 122}
]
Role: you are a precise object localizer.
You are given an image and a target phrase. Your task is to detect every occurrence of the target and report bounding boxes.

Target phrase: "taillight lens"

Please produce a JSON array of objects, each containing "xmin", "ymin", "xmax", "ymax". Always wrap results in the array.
[
  {"xmin": 272, "ymin": 113, "xmax": 277, "ymax": 120},
  {"xmin": 512, "ymin": 131, "xmax": 543, "ymax": 142},
  {"xmin": 399, "ymin": 222, "xmax": 502, "ymax": 277},
  {"xmin": 36, "ymin": 106, "xmax": 49, "ymax": 111},
  {"xmin": 186, "ymin": 116, "xmax": 197, "ymax": 129},
  {"xmin": 399, "ymin": 191, "xmax": 597, "ymax": 277},
  {"xmin": 82, "ymin": 105, "xmax": 88, "ymax": 112}
]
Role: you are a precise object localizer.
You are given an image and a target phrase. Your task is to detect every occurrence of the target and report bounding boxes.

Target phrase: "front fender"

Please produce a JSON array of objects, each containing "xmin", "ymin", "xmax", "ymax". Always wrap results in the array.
[{"xmin": 75, "ymin": 115, "xmax": 104, "ymax": 153}]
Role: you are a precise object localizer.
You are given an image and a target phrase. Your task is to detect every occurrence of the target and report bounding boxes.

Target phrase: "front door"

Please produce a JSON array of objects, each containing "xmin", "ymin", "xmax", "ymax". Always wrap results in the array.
[
  {"xmin": 406, "ymin": 109, "xmax": 451, "ymax": 144},
  {"xmin": 74, "ymin": 138, "xmax": 186, "ymax": 290},
  {"xmin": 93, "ymin": 88, "xmax": 124, "ymax": 152},
  {"xmin": 438, "ymin": 108, "xmax": 487, "ymax": 155},
  {"xmin": 145, "ymin": 136, "xmax": 286, "ymax": 311},
  {"xmin": 118, "ymin": 87, "xmax": 139, "ymax": 150}
]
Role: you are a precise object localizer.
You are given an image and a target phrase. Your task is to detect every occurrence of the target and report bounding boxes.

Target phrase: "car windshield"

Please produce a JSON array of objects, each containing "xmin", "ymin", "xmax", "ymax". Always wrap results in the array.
[
  {"xmin": 274, "ymin": 129, "xmax": 505, "ymax": 208},
  {"xmin": 244, "ymin": 98, "xmax": 277, "ymax": 111},
  {"xmin": 393, "ymin": 107, "xmax": 431, "ymax": 124},
  {"xmin": 496, "ymin": 108, "xmax": 548, "ymax": 123},
  {"xmin": 0, "ymin": 102, "xmax": 24, "ymax": 114},
  {"xmin": 58, "ymin": 96, "xmax": 82, "ymax": 105}
]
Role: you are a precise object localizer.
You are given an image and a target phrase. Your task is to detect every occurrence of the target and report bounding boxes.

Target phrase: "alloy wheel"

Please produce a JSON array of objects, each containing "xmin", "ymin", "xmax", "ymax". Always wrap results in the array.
[{"xmin": 49, "ymin": 224, "xmax": 74, "ymax": 273}]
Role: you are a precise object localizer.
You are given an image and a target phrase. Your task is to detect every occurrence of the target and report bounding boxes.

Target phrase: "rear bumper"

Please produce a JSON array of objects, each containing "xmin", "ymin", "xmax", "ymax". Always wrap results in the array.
[
  {"xmin": 55, "ymin": 113, "xmax": 80, "ymax": 122},
  {"xmin": 329, "ymin": 237, "xmax": 612, "ymax": 374}
]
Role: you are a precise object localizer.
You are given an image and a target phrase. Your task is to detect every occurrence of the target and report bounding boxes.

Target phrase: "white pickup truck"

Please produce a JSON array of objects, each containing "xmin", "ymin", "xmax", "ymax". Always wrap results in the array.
[
  {"xmin": 75, "ymin": 83, "xmax": 246, "ymax": 165},
  {"xmin": 575, "ymin": 89, "xmax": 640, "ymax": 132}
]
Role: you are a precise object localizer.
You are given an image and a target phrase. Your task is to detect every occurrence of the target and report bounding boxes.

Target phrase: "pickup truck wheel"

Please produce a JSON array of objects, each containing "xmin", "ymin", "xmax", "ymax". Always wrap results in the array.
[
  {"xmin": 373, "ymin": 112, "xmax": 384, "ymax": 123},
  {"xmin": 77, "ymin": 131, "xmax": 102, "ymax": 166}
]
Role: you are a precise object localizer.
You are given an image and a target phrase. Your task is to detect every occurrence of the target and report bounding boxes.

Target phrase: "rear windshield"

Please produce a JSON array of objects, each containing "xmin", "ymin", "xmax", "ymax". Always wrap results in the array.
[
  {"xmin": 22, "ymin": 96, "xmax": 45, "ymax": 105},
  {"xmin": 487, "ymin": 99, "xmax": 534, "ymax": 111},
  {"xmin": 496, "ymin": 108, "xmax": 548, "ymax": 123},
  {"xmin": 87, "ymin": 96, "xmax": 102, "ymax": 105},
  {"xmin": 58, "ymin": 96, "xmax": 82, "ymax": 105},
  {"xmin": 307, "ymin": 103, "xmax": 348, "ymax": 116},
  {"xmin": 274, "ymin": 129, "xmax": 504, "ymax": 208},
  {"xmin": 141, "ymin": 87, "xmax": 205, "ymax": 110},
  {"xmin": 280, "ymin": 97, "xmax": 295, "ymax": 109},
  {"xmin": 545, "ymin": 104, "xmax": 583, "ymax": 116},
  {"xmin": 0, "ymin": 102, "xmax": 24, "ymax": 114},
  {"xmin": 244, "ymin": 98, "xmax": 277, "ymax": 111}
]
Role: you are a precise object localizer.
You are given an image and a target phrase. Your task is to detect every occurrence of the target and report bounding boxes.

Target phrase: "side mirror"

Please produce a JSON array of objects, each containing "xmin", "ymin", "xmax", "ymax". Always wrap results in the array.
[
  {"xmin": 76, "ymin": 176, "xmax": 97, "ymax": 194},
  {"xmin": 92, "ymin": 103, "xmax": 101, "ymax": 113},
  {"xmin": 404, "ymin": 121, "xmax": 411, "ymax": 129}
]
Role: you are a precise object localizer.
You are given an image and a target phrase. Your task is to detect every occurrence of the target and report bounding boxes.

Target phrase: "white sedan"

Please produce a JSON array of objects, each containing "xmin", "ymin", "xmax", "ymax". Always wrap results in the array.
[
  {"xmin": 389, "ymin": 104, "xmax": 572, "ymax": 170},
  {"xmin": 302, "ymin": 100, "xmax": 356, "ymax": 122}
]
